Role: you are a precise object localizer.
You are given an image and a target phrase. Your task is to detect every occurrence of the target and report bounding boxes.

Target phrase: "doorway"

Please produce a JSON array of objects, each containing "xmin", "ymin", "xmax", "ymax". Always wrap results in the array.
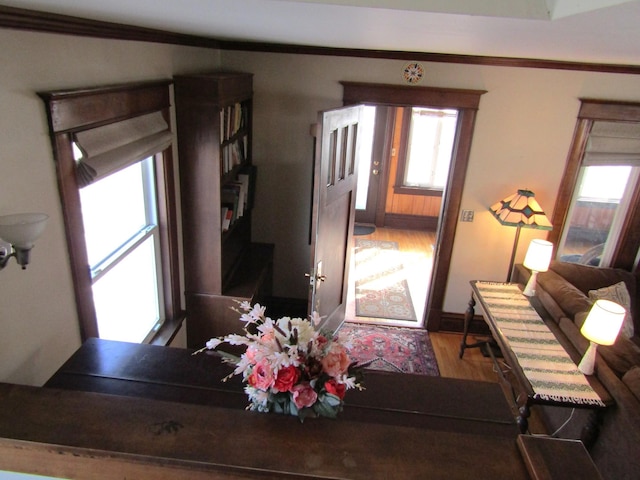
[{"xmin": 347, "ymin": 105, "xmax": 452, "ymax": 328}]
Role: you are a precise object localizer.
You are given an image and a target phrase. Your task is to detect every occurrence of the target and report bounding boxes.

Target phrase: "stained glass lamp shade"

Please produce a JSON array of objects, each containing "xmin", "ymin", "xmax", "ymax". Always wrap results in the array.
[{"xmin": 489, "ymin": 189, "xmax": 552, "ymax": 282}]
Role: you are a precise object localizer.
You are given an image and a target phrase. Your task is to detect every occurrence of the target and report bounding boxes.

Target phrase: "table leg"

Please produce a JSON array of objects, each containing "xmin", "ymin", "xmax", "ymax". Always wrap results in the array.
[
  {"xmin": 580, "ymin": 409, "xmax": 602, "ymax": 449},
  {"xmin": 459, "ymin": 293, "xmax": 476, "ymax": 358},
  {"xmin": 517, "ymin": 403, "xmax": 530, "ymax": 434}
]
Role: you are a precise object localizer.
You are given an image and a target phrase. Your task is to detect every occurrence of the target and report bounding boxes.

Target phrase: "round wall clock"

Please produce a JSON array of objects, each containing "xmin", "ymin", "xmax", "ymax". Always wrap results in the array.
[{"xmin": 402, "ymin": 62, "xmax": 424, "ymax": 85}]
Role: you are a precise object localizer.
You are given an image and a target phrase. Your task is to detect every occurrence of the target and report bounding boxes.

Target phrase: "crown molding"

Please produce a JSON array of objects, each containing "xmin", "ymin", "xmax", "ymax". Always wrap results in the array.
[{"xmin": 2, "ymin": 5, "xmax": 640, "ymax": 75}]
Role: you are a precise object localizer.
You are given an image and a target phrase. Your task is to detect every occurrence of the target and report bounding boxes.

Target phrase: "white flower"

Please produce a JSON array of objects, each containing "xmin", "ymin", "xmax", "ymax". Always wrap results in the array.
[
  {"xmin": 206, "ymin": 338, "xmax": 223, "ymax": 350},
  {"xmin": 310, "ymin": 311, "xmax": 324, "ymax": 326}
]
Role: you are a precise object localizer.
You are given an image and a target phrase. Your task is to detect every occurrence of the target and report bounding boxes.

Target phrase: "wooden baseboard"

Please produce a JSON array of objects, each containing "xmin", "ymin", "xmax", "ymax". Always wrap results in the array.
[
  {"xmin": 437, "ymin": 311, "xmax": 490, "ymax": 334},
  {"xmin": 383, "ymin": 214, "xmax": 438, "ymax": 230}
]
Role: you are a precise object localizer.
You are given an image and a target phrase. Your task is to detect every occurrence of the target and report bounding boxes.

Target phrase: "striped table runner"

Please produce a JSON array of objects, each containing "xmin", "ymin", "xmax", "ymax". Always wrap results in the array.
[{"xmin": 476, "ymin": 282, "xmax": 605, "ymax": 407}]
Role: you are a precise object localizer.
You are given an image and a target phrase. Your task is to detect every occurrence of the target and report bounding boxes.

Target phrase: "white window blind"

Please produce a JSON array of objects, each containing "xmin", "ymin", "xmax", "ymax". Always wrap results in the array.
[{"xmin": 74, "ymin": 112, "xmax": 172, "ymax": 186}]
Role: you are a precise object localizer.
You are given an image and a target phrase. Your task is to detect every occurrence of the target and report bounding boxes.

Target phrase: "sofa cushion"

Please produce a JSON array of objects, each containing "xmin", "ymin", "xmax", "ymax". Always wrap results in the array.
[
  {"xmin": 622, "ymin": 366, "xmax": 640, "ymax": 402},
  {"xmin": 588, "ymin": 281, "xmax": 634, "ymax": 338},
  {"xmin": 537, "ymin": 269, "xmax": 593, "ymax": 319},
  {"xmin": 549, "ymin": 260, "xmax": 639, "ymax": 336}
]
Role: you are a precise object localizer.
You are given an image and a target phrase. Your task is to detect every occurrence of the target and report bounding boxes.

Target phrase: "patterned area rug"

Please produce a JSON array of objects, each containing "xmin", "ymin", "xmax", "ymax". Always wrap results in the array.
[
  {"xmin": 354, "ymin": 239, "xmax": 417, "ymax": 321},
  {"xmin": 338, "ymin": 323, "xmax": 440, "ymax": 376}
]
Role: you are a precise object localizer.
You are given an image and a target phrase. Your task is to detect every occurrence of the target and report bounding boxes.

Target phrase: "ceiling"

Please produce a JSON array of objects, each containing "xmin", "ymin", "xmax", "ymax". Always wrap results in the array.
[{"xmin": 2, "ymin": 0, "xmax": 640, "ymax": 65}]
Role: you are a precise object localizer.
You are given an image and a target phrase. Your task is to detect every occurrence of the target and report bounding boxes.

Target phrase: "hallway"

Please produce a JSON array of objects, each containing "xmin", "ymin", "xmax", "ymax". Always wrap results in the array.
[{"xmin": 346, "ymin": 227, "xmax": 436, "ymax": 328}]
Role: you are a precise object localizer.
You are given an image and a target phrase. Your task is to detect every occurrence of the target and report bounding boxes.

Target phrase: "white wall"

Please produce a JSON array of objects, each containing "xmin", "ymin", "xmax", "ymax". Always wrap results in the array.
[
  {"xmin": 3, "ymin": 26, "xmax": 640, "ymax": 387},
  {"xmin": 221, "ymin": 51, "xmax": 640, "ymax": 310},
  {"xmin": 0, "ymin": 28, "xmax": 220, "ymax": 386}
]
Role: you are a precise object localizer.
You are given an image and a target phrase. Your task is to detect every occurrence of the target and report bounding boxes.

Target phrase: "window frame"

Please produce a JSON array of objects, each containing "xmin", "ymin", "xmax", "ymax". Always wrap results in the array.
[
  {"xmin": 549, "ymin": 99, "xmax": 640, "ymax": 272},
  {"xmin": 341, "ymin": 81, "xmax": 486, "ymax": 331},
  {"xmin": 39, "ymin": 81, "xmax": 183, "ymax": 343},
  {"xmin": 393, "ymin": 106, "xmax": 457, "ymax": 197}
]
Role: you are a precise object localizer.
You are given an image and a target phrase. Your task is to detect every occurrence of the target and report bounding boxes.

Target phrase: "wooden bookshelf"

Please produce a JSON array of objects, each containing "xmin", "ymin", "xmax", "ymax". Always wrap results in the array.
[{"xmin": 174, "ymin": 72, "xmax": 273, "ymax": 346}]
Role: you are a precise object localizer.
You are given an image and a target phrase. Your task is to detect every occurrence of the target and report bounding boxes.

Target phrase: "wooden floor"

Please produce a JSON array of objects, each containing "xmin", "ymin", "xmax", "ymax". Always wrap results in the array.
[
  {"xmin": 347, "ymin": 226, "xmax": 548, "ymax": 433},
  {"xmin": 347, "ymin": 226, "xmax": 435, "ymax": 328}
]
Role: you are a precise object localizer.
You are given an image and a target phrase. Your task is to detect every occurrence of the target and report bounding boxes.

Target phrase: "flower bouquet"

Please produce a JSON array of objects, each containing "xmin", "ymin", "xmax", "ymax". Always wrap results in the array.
[{"xmin": 194, "ymin": 302, "xmax": 364, "ymax": 421}]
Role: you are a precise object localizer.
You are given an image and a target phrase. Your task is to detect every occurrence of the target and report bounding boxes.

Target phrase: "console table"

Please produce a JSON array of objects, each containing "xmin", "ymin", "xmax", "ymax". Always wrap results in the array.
[
  {"xmin": 459, "ymin": 281, "xmax": 613, "ymax": 437},
  {"xmin": 0, "ymin": 338, "xmax": 602, "ymax": 479}
]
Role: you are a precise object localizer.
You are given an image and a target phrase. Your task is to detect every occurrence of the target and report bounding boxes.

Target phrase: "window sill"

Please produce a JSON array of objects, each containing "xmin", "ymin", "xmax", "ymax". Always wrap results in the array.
[
  {"xmin": 149, "ymin": 311, "xmax": 186, "ymax": 346},
  {"xmin": 393, "ymin": 186, "xmax": 443, "ymax": 197}
]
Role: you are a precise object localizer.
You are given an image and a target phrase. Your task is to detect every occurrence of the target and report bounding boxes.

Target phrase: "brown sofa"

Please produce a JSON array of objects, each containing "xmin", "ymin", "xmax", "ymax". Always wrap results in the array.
[{"xmin": 513, "ymin": 261, "xmax": 640, "ymax": 480}]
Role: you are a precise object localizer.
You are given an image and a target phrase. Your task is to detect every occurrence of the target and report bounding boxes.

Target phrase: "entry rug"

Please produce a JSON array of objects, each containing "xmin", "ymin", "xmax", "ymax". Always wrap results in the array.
[
  {"xmin": 338, "ymin": 323, "xmax": 440, "ymax": 376},
  {"xmin": 354, "ymin": 239, "xmax": 417, "ymax": 321}
]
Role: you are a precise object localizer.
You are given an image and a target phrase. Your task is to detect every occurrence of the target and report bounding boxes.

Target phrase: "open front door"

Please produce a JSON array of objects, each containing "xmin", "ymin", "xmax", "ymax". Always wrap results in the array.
[{"xmin": 308, "ymin": 105, "xmax": 362, "ymax": 332}]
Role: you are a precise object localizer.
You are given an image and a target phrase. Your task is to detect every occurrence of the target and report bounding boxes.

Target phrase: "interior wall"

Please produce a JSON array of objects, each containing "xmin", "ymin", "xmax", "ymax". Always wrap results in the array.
[
  {"xmin": 220, "ymin": 51, "xmax": 640, "ymax": 312},
  {"xmin": 0, "ymin": 28, "xmax": 220, "ymax": 386}
]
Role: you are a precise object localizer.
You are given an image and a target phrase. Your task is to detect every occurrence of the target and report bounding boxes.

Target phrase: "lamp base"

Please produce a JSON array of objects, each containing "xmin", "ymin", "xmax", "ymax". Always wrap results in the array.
[
  {"xmin": 578, "ymin": 341, "xmax": 598, "ymax": 375},
  {"xmin": 523, "ymin": 271, "xmax": 538, "ymax": 297}
]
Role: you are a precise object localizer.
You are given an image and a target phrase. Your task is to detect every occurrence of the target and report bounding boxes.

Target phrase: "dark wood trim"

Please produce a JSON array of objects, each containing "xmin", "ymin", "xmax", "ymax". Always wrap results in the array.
[
  {"xmin": 342, "ymin": 82, "xmax": 486, "ymax": 110},
  {"xmin": 0, "ymin": 5, "xmax": 220, "ymax": 48},
  {"xmin": 427, "ymin": 107, "xmax": 480, "ymax": 330},
  {"xmin": 342, "ymin": 83, "xmax": 485, "ymax": 331},
  {"xmin": 3, "ymin": 5, "xmax": 640, "ymax": 75},
  {"xmin": 393, "ymin": 186, "xmax": 444, "ymax": 197},
  {"xmin": 383, "ymin": 213, "xmax": 439, "ymax": 231},
  {"xmin": 548, "ymin": 119, "xmax": 592, "ymax": 246},
  {"xmin": 39, "ymin": 82, "xmax": 182, "ymax": 342},
  {"xmin": 438, "ymin": 311, "xmax": 490, "ymax": 335},
  {"xmin": 550, "ymin": 98, "xmax": 640, "ymax": 272},
  {"xmin": 38, "ymin": 81, "xmax": 172, "ymax": 133},
  {"xmin": 578, "ymin": 98, "xmax": 640, "ymax": 121}
]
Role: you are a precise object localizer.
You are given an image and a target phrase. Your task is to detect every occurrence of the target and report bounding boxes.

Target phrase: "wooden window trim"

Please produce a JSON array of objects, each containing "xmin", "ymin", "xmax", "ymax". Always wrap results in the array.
[
  {"xmin": 341, "ymin": 82, "xmax": 486, "ymax": 330},
  {"xmin": 392, "ymin": 106, "xmax": 446, "ymax": 197},
  {"xmin": 38, "ymin": 80, "xmax": 183, "ymax": 341},
  {"xmin": 549, "ymin": 99, "xmax": 640, "ymax": 272}
]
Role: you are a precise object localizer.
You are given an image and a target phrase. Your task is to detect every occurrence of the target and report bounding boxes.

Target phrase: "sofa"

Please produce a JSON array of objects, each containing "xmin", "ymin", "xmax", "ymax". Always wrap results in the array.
[{"xmin": 513, "ymin": 260, "xmax": 640, "ymax": 480}]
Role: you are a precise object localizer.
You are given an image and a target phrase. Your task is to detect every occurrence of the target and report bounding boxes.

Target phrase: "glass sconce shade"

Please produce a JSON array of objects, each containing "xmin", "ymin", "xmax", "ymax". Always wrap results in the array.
[{"xmin": 0, "ymin": 213, "xmax": 49, "ymax": 248}]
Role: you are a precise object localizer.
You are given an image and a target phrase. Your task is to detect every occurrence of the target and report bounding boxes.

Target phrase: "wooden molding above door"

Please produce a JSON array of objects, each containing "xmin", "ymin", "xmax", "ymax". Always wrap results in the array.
[{"xmin": 341, "ymin": 82, "xmax": 486, "ymax": 330}]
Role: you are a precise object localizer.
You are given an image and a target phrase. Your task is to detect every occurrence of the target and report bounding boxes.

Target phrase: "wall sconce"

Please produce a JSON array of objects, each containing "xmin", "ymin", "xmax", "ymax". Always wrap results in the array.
[
  {"xmin": 0, "ymin": 213, "xmax": 48, "ymax": 271},
  {"xmin": 578, "ymin": 299, "xmax": 625, "ymax": 375},
  {"xmin": 522, "ymin": 239, "xmax": 553, "ymax": 296}
]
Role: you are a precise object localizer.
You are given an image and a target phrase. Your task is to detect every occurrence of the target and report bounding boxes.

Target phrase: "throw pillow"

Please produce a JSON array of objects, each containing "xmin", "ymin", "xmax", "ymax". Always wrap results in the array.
[{"xmin": 588, "ymin": 281, "xmax": 634, "ymax": 338}]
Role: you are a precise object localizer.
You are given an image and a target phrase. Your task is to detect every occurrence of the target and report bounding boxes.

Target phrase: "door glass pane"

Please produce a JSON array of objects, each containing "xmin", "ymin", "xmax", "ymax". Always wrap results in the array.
[
  {"xmin": 356, "ymin": 106, "xmax": 376, "ymax": 210},
  {"xmin": 558, "ymin": 165, "xmax": 632, "ymax": 266},
  {"xmin": 79, "ymin": 161, "xmax": 149, "ymax": 267},
  {"xmin": 404, "ymin": 108, "xmax": 457, "ymax": 188},
  {"xmin": 93, "ymin": 237, "xmax": 160, "ymax": 343}
]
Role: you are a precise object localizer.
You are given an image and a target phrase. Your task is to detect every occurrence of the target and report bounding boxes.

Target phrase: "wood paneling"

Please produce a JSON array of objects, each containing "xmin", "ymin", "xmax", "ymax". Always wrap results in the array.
[{"xmin": 384, "ymin": 108, "xmax": 442, "ymax": 218}]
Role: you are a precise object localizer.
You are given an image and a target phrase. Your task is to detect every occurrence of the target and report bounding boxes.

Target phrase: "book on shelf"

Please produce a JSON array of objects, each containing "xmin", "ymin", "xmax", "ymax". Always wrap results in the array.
[{"xmin": 221, "ymin": 207, "xmax": 233, "ymax": 231}]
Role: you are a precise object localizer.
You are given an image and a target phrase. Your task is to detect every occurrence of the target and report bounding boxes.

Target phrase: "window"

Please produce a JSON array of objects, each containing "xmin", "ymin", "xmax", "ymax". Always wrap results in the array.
[
  {"xmin": 551, "ymin": 100, "xmax": 640, "ymax": 272},
  {"xmin": 39, "ymin": 81, "xmax": 182, "ymax": 343},
  {"xmin": 395, "ymin": 107, "xmax": 457, "ymax": 195},
  {"xmin": 77, "ymin": 155, "xmax": 164, "ymax": 342}
]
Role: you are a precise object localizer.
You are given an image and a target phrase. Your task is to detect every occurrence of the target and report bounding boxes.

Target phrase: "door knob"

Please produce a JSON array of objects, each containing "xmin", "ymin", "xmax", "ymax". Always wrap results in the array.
[{"xmin": 372, "ymin": 169, "xmax": 379, "ymax": 175}]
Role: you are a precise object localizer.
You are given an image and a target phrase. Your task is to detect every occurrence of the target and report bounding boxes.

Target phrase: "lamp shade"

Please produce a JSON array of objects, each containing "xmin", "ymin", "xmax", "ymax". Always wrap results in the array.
[
  {"xmin": 580, "ymin": 299, "xmax": 625, "ymax": 346},
  {"xmin": 0, "ymin": 213, "xmax": 49, "ymax": 248},
  {"xmin": 489, "ymin": 189, "xmax": 552, "ymax": 230},
  {"xmin": 523, "ymin": 239, "xmax": 553, "ymax": 272}
]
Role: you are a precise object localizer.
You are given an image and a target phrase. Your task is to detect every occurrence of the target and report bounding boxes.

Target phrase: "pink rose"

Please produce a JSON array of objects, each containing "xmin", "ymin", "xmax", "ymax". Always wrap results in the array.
[
  {"xmin": 291, "ymin": 383, "xmax": 318, "ymax": 409},
  {"xmin": 324, "ymin": 379, "xmax": 346, "ymax": 400},
  {"xmin": 321, "ymin": 344, "xmax": 351, "ymax": 378},
  {"xmin": 273, "ymin": 365, "xmax": 300, "ymax": 392},
  {"xmin": 247, "ymin": 359, "xmax": 274, "ymax": 390}
]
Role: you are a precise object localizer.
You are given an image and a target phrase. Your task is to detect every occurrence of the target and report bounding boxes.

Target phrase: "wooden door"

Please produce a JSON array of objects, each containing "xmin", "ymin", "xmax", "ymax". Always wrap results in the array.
[
  {"xmin": 308, "ymin": 105, "xmax": 362, "ymax": 333},
  {"xmin": 355, "ymin": 106, "xmax": 393, "ymax": 225}
]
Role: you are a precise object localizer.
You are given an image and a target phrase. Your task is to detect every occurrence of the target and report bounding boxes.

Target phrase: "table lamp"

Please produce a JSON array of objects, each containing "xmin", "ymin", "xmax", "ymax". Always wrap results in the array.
[
  {"xmin": 489, "ymin": 189, "xmax": 552, "ymax": 282},
  {"xmin": 578, "ymin": 299, "xmax": 625, "ymax": 375},
  {"xmin": 522, "ymin": 239, "xmax": 553, "ymax": 296}
]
